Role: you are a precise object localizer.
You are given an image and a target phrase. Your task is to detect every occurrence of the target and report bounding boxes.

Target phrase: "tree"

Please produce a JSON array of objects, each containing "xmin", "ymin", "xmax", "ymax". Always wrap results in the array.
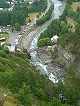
[{"xmin": 15, "ymin": 23, "xmax": 21, "ymax": 31}]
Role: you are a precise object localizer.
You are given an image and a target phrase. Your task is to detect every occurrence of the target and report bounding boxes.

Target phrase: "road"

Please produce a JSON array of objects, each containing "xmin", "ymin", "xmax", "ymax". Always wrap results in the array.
[{"xmin": 39, "ymin": 0, "xmax": 52, "ymax": 19}]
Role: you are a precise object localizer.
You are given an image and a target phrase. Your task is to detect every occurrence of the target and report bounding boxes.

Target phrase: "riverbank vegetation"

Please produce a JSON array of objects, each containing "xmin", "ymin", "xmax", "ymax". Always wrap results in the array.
[{"xmin": 36, "ymin": 6, "xmax": 53, "ymax": 25}]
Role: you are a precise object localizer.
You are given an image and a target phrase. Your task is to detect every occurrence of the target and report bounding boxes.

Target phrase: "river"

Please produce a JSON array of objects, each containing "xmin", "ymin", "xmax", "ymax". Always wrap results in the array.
[{"xmin": 29, "ymin": 0, "xmax": 66, "ymax": 83}]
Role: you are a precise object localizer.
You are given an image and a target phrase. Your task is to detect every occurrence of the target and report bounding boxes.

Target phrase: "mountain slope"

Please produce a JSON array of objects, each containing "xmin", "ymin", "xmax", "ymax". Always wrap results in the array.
[{"xmin": 0, "ymin": 47, "xmax": 70, "ymax": 106}]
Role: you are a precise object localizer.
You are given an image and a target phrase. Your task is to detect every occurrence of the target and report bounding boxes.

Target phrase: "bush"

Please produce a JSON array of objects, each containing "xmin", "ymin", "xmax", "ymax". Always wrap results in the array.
[
  {"xmin": 28, "ymin": 0, "xmax": 47, "ymax": 13},
  {"xmin": 38, "ymin": 37, "xmax": 52, "ymax": 47}
]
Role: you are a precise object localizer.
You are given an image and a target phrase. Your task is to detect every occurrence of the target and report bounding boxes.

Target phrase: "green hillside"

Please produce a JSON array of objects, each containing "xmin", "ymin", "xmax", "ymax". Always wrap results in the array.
[{"xmin": 0, "ymin": 47, "xmax": 70, "ymax": 106}]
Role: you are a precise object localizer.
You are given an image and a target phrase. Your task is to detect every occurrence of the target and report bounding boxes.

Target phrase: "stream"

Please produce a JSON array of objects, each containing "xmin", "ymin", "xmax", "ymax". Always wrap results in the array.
[{"xmin": 29, "ymin": 0, "xmax": 66, "ymax": 83}]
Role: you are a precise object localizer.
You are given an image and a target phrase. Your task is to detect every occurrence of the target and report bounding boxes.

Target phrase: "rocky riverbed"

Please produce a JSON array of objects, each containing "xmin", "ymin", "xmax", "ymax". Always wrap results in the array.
[{"xmin": 37, "ymin": 46, "xmax": 65, "ymax": 79}]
